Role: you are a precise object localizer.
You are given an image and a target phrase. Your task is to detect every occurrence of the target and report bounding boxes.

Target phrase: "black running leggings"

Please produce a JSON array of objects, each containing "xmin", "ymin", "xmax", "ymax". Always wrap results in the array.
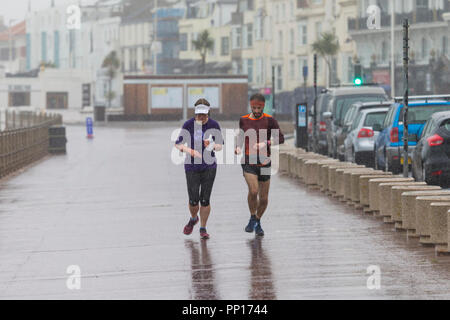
[{"xmin": 185, "ymin": 168, "xmax": 217, "ymax": 207}]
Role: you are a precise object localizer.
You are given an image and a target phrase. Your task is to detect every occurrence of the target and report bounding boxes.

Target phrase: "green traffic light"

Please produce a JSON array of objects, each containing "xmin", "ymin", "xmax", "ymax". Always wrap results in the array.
[{"xmin": 353, "ymin": 78, "xmax": 363, "ymax": 86}]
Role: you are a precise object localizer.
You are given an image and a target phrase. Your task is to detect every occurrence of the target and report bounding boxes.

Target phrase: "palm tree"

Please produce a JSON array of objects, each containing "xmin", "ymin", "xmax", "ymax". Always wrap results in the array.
[
  {"xmin": 192, "ymin": 30, "xmax": 214, "ymax": 74},
  {"xmin": 312, "ymin": 32, "xmax": 340, "ymax": 86},
  {"xmin": 102, "ymin": 51, "xmax": 120, "ymax": 108}
]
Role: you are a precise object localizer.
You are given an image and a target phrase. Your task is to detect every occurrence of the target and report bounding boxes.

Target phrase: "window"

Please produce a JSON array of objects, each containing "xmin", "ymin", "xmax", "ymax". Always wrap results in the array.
[
  {"xmin": 278, "ymin": 30, "xmax": 283, "ymax": 54},
  {"xmin": 209, "ymin": 40, "xmax": 215, "ymax": 56},
  {"xmin": 421, "ymin": 37, "xmax": 428, "ymax": 60},
  {"xmin": 298, "ymin": 23, "xmax": 307, "ymax": 45},
  {"xmin": 298, "ymin": 56, "xmax": 307, "ymax": 80},
  {"xmin": 276, "ymin": 4, "xmax": 280, "ymax": 22},
  {"xmin": 347, "ymin": 56, "xmax": 353, "ymax": 82},
  {"xmin": 8, "ymin": 92, "xmax": 31, "ymax": 106},
  {"xmin": 381, "ymin": 41, "xmax": 388, "ymax": 63},
  {"xmin": 255, "ymin": 15, "xmax": 264, "ymax": 40},
  {"xmin": 399, "ymin": 105, "xmax": 450, "ymax": 124},
  {"xmin": 255, "ymin": 57, "xmax": 264, "ymax": 84},
  {"xmin": 289, "ymin": 59, "xmax": 295, "ymax": 80},
  {"xmin": 232, "ymin": 27, "xmax": 241, "ymax": 49},
  {"xmin": 221, "ymin": 37, "xmax": 229, "ymax": 55},
  {"xmin": 364, "ymin": 111, "xmax": 388, "ymax": 128},
  {"xmin": 180, "ymin": 33, "xmax": 188, "ymax": 51},
  {"xmin": 277, "ymin": 65, "xmax": 283, "ymax": 91},
  {"xmin": 247, "ymin": 58, "xmax": 253, "ymax": 82},
  {"xmin": 351, "ymin": 112, "xmax": 363, "ymax": 131},
  {"xmin": 443, "ymin": 36, "xmax": 448, "ymax": 57},
  {"xmin": 315, "ymin": 22, "xmax": 322, "ymax": 39},
  {"xmin": 289, "ymin": 29, "xmax": 294, "ymax": 53},
  {"xmin": 130, "ymin": 48, "xmax": 137, "ymax": 71},
  {"xmin": 247, "ymin": 24, "xmax": 253, "ymax": 47},
  {"xmin": 46, "ymin": 92, "xmax": 68, "ymax": 109}
]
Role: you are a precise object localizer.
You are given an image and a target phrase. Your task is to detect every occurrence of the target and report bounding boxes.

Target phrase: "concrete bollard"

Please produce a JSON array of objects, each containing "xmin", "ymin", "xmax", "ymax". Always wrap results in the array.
[
  {"xmin": 390, "ymin": 185, "xmax": 441, "ymax": 231},
  {"xmin": 329, "ymin": 165, "xmax": 365, "ymax": 196},
  {"xmin": 342, "ymin": 168, "xmax": 375, "ymax": 203},
  {"xmin": 415, "ymin": 196, "xmax": 450, "ymax": 246},
  {"xmin": 305, "ymin": 159, "xmax": 339, "ymax": 187},
  {"xmin": 401, "ymin": 191, "xmax": 450, "ymax": 239},
  {"xmin": 368, "ymin": 178, "xmax": 414, "ymax": 215},
  {"xmin": 319, "ymin": 162, "xmax": 355, "ymax": 193},
  {"xmin": 336, "ymin": 167, "xmax": 373, "ymax": 201},
  {"xmin": 297, "ymin": 154, "xmax": 327, "ymax": 181},
  {"xmin": 288, "ymin": 150, "xmax": 312, "ymax": 177},
  {"xmin": 378, "ymin": 182, "xmax": 426, "ymax": 223},
  {"xmin": 443, "ymin": 209, "xmax": 450, "ymax": 255},
  {"xmin": 359, "ymin": 174, "xmax": 396, "ymax": 212},
  {"xmin": 429, "ymin": 203, "xmax": 450, "ymax": 253},
  {"xmin": 279, "ymin": 151, "xmax": 292, "ymax": 173},
  {"xmin": 287, "ymin": 152, "xmax": 296, "ymax": 176},
  {"xmin": 351, "ymin": 172, "xmax": 391, "ymax": 207}
]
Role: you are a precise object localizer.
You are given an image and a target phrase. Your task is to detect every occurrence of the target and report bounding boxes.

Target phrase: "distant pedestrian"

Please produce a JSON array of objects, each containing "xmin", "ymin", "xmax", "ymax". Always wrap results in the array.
[
  {"xmin": 175, "ymin": 99, "xmax": 224, "ymax": 240},
  {"xmin": 235, "ymin": 93, "xmax": 285, "ymax": 236}
]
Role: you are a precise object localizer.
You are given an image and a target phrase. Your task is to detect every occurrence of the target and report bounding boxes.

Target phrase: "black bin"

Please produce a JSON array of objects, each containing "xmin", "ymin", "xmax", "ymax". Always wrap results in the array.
[
  {"xmin": 94, "ymin": 105, "xmax": 106, "ymax": 122},
  {"xmin": 48, "ymin": 126, "xmax": 67, "ymax": 154}
]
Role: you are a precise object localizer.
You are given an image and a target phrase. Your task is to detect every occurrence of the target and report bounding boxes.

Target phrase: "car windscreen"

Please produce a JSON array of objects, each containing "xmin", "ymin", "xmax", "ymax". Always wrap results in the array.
[
  {"xmin": 363, "ymin": 111, "xmax": 387, "ymax": 127},
  {"xmin": 399, "ymin": 105, "xmax": 450, "ymax": 124},
  {"xmin": 334, "ymin": 95, "xmax": 387, "ymax": 126}
]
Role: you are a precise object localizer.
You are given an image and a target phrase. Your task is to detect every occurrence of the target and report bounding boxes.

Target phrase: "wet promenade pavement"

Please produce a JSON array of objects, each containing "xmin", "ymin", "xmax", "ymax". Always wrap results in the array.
[{"xmin": 1, "ymin": 122, "xmax": 450, "ymax": 299}]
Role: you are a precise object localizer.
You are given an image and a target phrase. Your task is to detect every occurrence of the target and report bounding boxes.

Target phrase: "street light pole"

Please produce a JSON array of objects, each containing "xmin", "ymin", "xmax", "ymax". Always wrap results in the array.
[
  {"xmin": 272, "ymin": 64, "xmax": 276, "ymax": 116},
  {"xmin": 153, "ymin": 0, "xmax": 158, "ymax": 75},
  {"xmin": 390, "ymin": 2, "xmax": 395, "ymax": 98}
]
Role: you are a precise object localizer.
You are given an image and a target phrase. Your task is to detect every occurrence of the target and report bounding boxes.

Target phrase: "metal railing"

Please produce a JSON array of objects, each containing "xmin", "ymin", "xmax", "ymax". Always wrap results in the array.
[{"xmin": 0, "ymin": 110, "xmax": 62, "ymax": 179}]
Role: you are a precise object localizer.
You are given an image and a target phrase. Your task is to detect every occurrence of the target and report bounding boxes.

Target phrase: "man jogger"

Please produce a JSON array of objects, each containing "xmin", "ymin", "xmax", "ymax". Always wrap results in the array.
[{"xmin": 235, "ymin": 94, "xmax": 285, "ymax": 236}]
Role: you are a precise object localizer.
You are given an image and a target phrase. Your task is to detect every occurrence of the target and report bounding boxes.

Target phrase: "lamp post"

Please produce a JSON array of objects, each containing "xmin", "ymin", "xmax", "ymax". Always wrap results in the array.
[
  {"xmin": 152, "ymin": 0, "xmax": 158, "ymax": 75},
  {"xmin": 390, "ymin": 1, "xmax": 395, "ymax": 98},
  {"xmin": 272, "ymin": 65, "xmax": 275, "ymax": 116}
]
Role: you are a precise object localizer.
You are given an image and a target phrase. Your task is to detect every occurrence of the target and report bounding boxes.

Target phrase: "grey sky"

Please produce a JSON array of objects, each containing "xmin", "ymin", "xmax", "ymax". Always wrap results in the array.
[{"xmin": 0, "ymin": 0, "xmax": 96, "ymax": 25}]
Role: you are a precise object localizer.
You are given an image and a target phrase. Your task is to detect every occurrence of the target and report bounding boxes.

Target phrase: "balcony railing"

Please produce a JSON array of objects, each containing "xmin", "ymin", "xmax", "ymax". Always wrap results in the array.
[{"xmin": 348, "ymin": 7, "xmax": 449, "ymax": 32}]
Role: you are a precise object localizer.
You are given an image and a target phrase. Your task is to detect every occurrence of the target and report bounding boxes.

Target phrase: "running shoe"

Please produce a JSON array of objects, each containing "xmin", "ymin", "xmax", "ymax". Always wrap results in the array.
[
  {"xmin": 255, "ymin": 221, "xmax": 264, "ymax": 237},
  {"xmin": 183, "ymin": 216, "xmax": 199, "ymax": 235},
  {"xmin": 200, "ymin": 228, "xmax": 210, "ymax": 240},
  {"xmin": 245, "ymin": 216, "xmax": 257, "ymax": 233}
]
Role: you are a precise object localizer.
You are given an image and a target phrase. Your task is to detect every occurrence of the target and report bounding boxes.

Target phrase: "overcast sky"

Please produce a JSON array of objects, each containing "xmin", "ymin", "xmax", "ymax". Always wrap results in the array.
[{"xmin": 0, "ymin": 0, "xmax": 97, "ymax": 25}]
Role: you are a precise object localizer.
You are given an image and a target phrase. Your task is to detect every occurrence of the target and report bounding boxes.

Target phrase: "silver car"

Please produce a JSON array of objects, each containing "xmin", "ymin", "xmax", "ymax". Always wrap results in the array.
[{"xmin": 343, "ymin": 107, "xmax": 389, "ymax": 166}]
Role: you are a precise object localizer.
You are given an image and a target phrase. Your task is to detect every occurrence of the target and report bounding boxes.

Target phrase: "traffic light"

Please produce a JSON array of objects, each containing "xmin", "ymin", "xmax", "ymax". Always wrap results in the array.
[{"xmin": 353, "ymin": 64, "xmax": 363, "ymax": 86}]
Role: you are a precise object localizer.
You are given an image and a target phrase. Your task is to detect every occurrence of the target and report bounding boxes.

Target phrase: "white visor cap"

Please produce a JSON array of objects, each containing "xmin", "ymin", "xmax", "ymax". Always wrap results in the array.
[{"xmin": 194, "ymin": 104, "xmax": 210, "ymax": 114}]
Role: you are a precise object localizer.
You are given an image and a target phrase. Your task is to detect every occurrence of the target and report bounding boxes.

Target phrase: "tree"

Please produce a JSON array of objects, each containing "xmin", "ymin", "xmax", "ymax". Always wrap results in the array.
[
  {"xmin": 102, "ymin": 51, "xmax": 120, "ymax": 108},
  {"xmin": 312, "ymin": 32, "xmax": 340, "ymax": 86},
  {"xmin": 192, "ymin": 30, "xmax": 214, "ymax": 74}
]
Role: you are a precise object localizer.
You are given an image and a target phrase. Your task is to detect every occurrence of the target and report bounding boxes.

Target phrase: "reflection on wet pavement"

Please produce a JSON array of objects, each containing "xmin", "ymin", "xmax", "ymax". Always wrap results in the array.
[
  {"xmin": 186, "ymin": 240, "xmax": 220, "ymax": 300},
  {"xmin": 248, "ymin": 238, "xmax": 276, "ymax": 300}
]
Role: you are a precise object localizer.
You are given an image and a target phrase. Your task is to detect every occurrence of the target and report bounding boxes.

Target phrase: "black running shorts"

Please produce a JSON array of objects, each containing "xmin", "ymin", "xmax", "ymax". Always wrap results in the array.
[
  {"xmin": 185, "ymin": 168, "xmax": 217, "ymax": 207},
  {"xmin": 241, "ymin": 163, "xmax": 271, "ymax": 182}
]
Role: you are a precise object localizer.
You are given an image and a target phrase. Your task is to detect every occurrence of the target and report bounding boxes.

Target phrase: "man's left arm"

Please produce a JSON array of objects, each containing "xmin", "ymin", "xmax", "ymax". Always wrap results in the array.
[{"xmin": 268, "ymin": 117, "xmax": 285, "ymax": 147}]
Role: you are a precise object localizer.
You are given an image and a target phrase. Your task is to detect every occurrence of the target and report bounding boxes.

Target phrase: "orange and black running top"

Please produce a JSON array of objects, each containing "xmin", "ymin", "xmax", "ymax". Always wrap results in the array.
[{"xmin": 237, "ymin": 113, "xmax": 285, "ymax": 166}]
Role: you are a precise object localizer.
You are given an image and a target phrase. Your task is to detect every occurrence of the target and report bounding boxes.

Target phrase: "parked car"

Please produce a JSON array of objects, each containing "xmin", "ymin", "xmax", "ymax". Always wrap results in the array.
[
  {"xmin": 412, "ymin": 111, "xmax": 450, "ymax": 187},
  {"xmin": 307, "ymin": 90, "xmax": 331, "ymax": 154},
  {"xmin": 343, "ymin": 107, "xmax": 389, "ymax": 167},
  {"xmin": 338, "ymin": 101, "xmax": 392, "ymax": 160},
  {"xmin": 374, "ymin": 96, "xmax": 450, "ymax": 174},
  {"xmin": 322, "ymin": 86, "xmax": 388, "ymax": 159}
]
